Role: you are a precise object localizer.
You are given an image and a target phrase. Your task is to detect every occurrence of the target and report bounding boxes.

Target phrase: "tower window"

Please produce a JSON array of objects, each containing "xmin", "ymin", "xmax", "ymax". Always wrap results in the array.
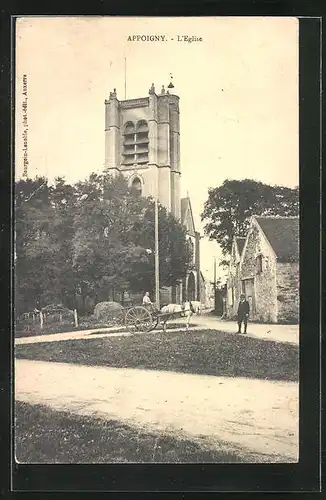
[
  {"xmin": 122, "ymin": 120, "xmax": 149, "ymax": 166},
  {"xmin": 135, "ymin": 120, "xmax": 149, "ymax": 164},
  {"xmin": 136, "ymin": 120, "xmax": 149, "ymax": 134},
  {"xmin": 123, "ymin": 121, "xmax": 135, "ymax": 136},
  {"xmin": 122, "ymin": 122, "xmax": 136, "ymax": 165},
  {"xmin": 131, "ymin": 177, "xmax": 142, "ymax": 197}
]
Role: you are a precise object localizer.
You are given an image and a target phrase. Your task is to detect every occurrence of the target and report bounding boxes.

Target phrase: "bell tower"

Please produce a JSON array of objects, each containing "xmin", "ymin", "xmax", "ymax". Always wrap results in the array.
[{"xmin": 104, "ymin": 84, "xmax": 181, "ymax": 219}]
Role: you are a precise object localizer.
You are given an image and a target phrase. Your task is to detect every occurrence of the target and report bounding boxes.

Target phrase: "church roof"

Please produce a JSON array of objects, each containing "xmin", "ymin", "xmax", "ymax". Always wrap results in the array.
[
  {"xmin": 255, "ymin": 216, "xmax": 299, "ymax": 262},
  {"xmin": 181, "ymin": 198, "xmax": 188, "ymax": 224},
  {"xmin": 181, "ymin": 197, "xmax": 196, "ymax": 236}
]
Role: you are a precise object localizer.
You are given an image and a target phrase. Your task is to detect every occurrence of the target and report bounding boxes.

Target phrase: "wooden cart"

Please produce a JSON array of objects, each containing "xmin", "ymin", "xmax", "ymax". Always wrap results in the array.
[{"xmin": 123, "ymin": 305, "xmax": 187, "ymax": 333}]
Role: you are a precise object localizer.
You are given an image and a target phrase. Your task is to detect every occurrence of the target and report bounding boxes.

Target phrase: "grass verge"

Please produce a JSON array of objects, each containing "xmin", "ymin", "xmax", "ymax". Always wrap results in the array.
[
  {"xmin": 15, "ymin": 329, "xmax": 298, "ymax": 382},
  {"xmin": 15, "ymin": 401, "xmax": 281, "ymax": 463}
]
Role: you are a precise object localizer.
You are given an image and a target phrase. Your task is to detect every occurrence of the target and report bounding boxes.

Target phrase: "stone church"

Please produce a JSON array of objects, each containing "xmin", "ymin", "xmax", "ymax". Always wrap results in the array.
[{"xmin": 104, "ymin": 83, "xmax": 202, "ymax": 304}]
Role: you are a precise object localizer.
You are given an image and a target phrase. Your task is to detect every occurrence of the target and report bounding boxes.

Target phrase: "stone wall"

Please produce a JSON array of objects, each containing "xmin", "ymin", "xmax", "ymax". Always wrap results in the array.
[
  {"xmin": 276, "ymin": 262, "xmax": 299, "ymax": 323},
  {"xmin": 226, "ymin": 243, "xmax": 242, "ymax": 318},
  {"xmin": 240, "ymin": 223, "xmax": 278, "ymax": 323}
]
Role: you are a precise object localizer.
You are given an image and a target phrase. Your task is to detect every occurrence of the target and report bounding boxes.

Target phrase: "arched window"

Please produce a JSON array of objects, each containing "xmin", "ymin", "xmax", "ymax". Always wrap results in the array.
[
  {"xmin": 131, "ymin": 177, "xmax": 142, "ymax": 197},
  {"xmin": 124, "ymin": 121, "xmax": 135, "ymax": 135},
  {"xmin": 122, "ymin": 121, "xmax": 136, "ymax": 165},
  {"xmin": 136, "ymin": 120, "xmax": 149, "ymax": 133},
  {"xmin": 187, "ymin": 272, "xmax": 196, "ymax": 301},
  {"xmin": 122, "ymin": 120, "xmax": 149, "ymax": 166},
  {"xmin": 187, "ymin": 238, "xmax": 194, "ymax": 261},
  {"xmin": 135, "ymin": 120, "xmax": 149, "ymax": 164}
]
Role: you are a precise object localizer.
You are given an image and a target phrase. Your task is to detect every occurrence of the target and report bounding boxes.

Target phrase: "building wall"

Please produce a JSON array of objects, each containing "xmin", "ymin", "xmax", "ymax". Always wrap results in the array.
[
  {"xmin": 276, "ymin": 262, "xmax": 299, "ymax": 323},
  {"xmin": 199, "ymin": 274, "xmax": 207, "ymax": 305},
  {"xmin": 170, "ymin": 171, "xmax": 181, "ymax": 220},
  {"xmin": 204, "ymin": 282, "xmax": 215, "ymax": 309},
  {"xmin": 105, "ymin": 90, "xmax": 181, "ymax": 217},
  {"xmin": 240, "ymin": 223, "xmax": 278, "ymax": 323},
  {"xmin": 125, "ymin": 168, "xmax": 158, "ymax": 201},
  {"xmin": 158, "ymin": 167, "xmax": 171, "ymax": 209},
  {"xmin": 104, "ymin": 89, "xmax": 199, "ymax": 306},
  {"xmin": 226, "ymin": 243, "xmax": 242, "ymax": 318},
  {"xmin": 195, "ymin": 232, "xmax": 201, "ymax": 300}
]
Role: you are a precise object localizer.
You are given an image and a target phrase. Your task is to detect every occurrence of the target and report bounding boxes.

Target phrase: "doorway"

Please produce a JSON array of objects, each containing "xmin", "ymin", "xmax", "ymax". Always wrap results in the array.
[
  {"xmin": 187, "ymin": 272, "xmax": 196, "ymax": 301},
  {"xmin": 241, "ymin": 278, "xmax": 256, "ymax": 314}
]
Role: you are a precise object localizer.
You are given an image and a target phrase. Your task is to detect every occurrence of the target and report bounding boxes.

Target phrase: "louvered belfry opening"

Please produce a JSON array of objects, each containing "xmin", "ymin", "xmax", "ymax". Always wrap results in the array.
[
  {"xmin": 122, "ymin": 121, "xmax": 136, "ymax": 166},
  {"xmin": 135, "ymin": 120, "xmax": 149, "ymax": 164},
  {"xmin": 122, "ymin": 120, "xmax": 149, "ymax": 166}
]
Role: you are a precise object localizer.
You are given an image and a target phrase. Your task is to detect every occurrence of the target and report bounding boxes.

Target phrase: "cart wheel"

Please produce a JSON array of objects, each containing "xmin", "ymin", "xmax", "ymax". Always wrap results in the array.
[{"xmin": 125, "ymin": 306, "xmax": 153, "ymax": 333}]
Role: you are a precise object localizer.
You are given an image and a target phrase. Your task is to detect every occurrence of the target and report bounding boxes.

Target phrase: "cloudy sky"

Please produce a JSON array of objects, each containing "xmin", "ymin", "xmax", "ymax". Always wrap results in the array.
[{"xmin": 15, "ymin": 16, "xmax": 299, "ymax": 281}]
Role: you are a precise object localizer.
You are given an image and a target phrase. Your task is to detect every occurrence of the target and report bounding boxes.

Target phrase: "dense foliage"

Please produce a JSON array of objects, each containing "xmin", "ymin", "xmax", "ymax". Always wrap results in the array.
[
  {"xmin": 15, "ymin": 172, "xmax": 192, "ymax": 314},
  {"xmin": 201, "ymin": 179, "xmax": 299, "ymax": 257}
]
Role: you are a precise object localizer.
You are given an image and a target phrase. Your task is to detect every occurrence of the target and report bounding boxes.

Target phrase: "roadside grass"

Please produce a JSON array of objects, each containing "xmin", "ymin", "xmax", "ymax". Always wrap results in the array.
[
  {"xmin": 15, "ymin": 320, "xmax": 195, "ymax": 339},
  {"xmin": 15, "ymin": 329, "xmax": 298, "ymax": 382},
  {"xmin": 15, "ymin": 319, "xmax": 119, "ymax": 338},
  {"xmin": 14, "ymin": 401, "xmax": 280, "ymax": 463}
]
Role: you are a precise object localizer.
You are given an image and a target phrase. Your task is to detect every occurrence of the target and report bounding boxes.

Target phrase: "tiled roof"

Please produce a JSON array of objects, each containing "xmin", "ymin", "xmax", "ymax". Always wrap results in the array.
[
  {"xmin": 255, "ymin": 216, "xmax": 299, "ymax": 262},
  {"xmin": 181, "ymin": 197, "xmax": 196, "ymax": 236}
]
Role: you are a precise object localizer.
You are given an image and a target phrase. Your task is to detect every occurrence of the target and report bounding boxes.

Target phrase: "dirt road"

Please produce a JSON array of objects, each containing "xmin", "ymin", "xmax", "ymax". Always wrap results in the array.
[
  {"xmin": 15, "ymin": 318, "xmax": 299, "ymax": 346},
  {"xmin": 15, "ymin": 359, "xmax": 298, "ymax": 462}
]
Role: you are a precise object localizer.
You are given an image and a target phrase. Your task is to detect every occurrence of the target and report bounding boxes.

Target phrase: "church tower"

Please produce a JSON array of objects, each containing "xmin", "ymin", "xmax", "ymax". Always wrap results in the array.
[{"xmin": 104, "ymin": 84, "xmax": 181, "ymax": 219}]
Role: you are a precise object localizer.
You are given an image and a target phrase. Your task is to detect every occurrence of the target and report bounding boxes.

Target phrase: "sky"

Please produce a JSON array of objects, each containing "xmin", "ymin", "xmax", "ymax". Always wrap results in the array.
[{"xmin": 15, "ymin": 16, "xmax": 299, "ymax": 282}]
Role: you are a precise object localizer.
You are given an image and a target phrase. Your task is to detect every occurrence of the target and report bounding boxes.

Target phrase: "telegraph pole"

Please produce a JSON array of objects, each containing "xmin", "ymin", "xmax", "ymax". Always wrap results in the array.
[
  {"xmin": 124, "ymin": 57, "xmax": 127, "ymax": 99},
  {"xmin": 154, "ymin": 197, "xmax": 160, "ymax": 309},
  {"xmin": 213, "ymin": 257, "xmax": 217, "ymax": 313}
]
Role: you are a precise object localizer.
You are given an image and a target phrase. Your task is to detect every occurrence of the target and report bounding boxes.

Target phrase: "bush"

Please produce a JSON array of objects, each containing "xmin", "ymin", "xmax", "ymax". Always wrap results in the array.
[
  {"xmin": 278, "ymin": 315, "xmax": 299, "ymax": 325},
  {"xmin": 78, "ymin": 314, "xmax": 119, "ymax": 329},
  {"xmin": 93, "ymin": 302, "xmax": 124, "ymax": 321}
]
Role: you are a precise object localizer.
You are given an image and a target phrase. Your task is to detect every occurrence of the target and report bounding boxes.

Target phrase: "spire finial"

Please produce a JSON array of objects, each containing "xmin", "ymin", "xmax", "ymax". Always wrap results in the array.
[
  {"xmin": 161, "ymin": 85, "xmax": 166, "ymax": 94},
  {"xmin": 109, "ymin": 88, "xmax": 117, "ymax": 99},
  {"xmin": 149, "ymin": 83, "xmax": 155, "ymax": 95},
  {"xmin": 168, "ymin": 73, "xmax": 174, "ymax": 89}
]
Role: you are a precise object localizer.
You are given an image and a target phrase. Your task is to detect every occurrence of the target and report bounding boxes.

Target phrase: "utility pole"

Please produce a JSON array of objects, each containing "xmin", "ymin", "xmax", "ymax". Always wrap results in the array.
[
  {"xmin": 124, "ymin": 57, "xmax": 127, "ymax": 99},
  {"xmin": 154, "ymin": 197, "xmax": 160, "ymax": 309},
  {"xmin": 213, "ymin": 257, "xmax": 217, "ymax": 313}
]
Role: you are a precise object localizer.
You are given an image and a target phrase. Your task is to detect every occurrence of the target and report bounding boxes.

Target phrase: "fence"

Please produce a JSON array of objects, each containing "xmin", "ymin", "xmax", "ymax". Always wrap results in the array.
[{"xmin": 17, "ymin": 306, "xmax": 79, "ymax": 334}]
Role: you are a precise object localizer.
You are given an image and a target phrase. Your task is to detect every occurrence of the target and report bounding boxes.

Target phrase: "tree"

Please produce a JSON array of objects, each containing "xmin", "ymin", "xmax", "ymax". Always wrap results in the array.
[
  {"xmin": 72, "ymin": 172, "xmax": 192, "ymax": 304},
  {"xmin": 47, "ymin": 177, "xmax": 78, "ymax": 309},
  {"xmin": 201, "ymin": 179, "xmax": 299, "ymax": 256},
  {"xmin": 15, "ymin": 177, "xmax": 77, "ymax": 313},
  {"xmin": 15, "ymin": 170, "xmax": 192, "ymax": 313},
  {"xmin": 72, "ymin": 173, "xmax": 148, "ymax": 304},
  {"xmin": 127, "ymin": 201, "xmax": 192, "ymax": 293}
]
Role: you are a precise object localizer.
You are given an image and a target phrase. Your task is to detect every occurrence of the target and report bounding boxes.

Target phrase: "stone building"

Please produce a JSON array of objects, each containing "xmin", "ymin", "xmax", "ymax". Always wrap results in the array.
[
  {"xmin": 226, "ymin": 236, "xmax": 246, "ymax": 318},
  {"xmin": 203, "ymin": 275, "xmax": 215, "ymax": 310},
  {"xmin": 226, "ymin": 216, "xmax": 299, "ymax": 323},
  {"xmin": 104, "ymin": 84, "xmax": 202, "ymax": 303},
  {"xmin": 180, "ymin": 197, "xmax": 202, "ymax": 303}
]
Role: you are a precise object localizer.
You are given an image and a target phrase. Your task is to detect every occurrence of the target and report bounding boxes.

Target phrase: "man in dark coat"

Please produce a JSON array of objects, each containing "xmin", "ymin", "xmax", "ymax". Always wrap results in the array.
[{"xmin": 237, "ymin": 294, "xmax": 250, "ymax": 333}]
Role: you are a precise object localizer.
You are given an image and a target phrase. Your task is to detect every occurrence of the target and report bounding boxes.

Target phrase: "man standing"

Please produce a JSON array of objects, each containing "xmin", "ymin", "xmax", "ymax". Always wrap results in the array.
[{"xmin": 237, "ymin": 294, "xmax": 250, "ymax": 334}]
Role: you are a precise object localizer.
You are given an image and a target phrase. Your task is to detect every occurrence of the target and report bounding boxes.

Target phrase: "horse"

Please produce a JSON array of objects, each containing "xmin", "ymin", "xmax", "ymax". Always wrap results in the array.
[
  {"xmin": 160, "ymin": 302, "xmax": 193, "ymax": 331},
  {"xmin": 189, "ymin": 300, "xmax": 203, "ymax": 315}
]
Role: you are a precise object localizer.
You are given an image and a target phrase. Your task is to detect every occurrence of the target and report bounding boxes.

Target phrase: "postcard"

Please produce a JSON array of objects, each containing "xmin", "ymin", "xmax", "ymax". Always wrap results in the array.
[{"xmin": 14, "ymin": 16, "xmax": 299, "ymax": 466}]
